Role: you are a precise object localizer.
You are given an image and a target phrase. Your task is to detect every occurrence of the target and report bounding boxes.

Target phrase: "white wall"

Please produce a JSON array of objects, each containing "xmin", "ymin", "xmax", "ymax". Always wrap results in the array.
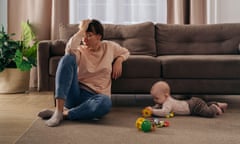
[
  {"xmin": 0, "ymin": 0, "xmax": 7, "ymax": 30},
  {"xmin": 217, "ymin": 0, "xmax": 240, "ymax": 23}
]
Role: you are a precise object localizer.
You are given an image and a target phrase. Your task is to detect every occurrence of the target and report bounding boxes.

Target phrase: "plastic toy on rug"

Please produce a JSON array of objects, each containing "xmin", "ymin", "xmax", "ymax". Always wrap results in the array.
[
  {"xmin": 135, "ymin": 117, "xmax": 155, "ymax": 132},
  {"xmin": 166, "ymin": 112, "xmax": 174, "ymax": 118},
  {"xmin": 142, "ymin": 107, "xmax": 152, "ymax": 118},
  {"xmin": 151, "ymin": 118, "xmax": 170, "ymax": 128},
  {"xmin": 135, "ymin": 117, "xmax": 170, "ymax": 132}
]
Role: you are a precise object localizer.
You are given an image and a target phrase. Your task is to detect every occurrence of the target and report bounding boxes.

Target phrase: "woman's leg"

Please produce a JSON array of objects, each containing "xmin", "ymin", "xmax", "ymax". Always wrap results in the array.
[
  {"xmin": 46, "ymin": 54, "xmax": 81, "ymax": 127},
  {"xmin": 67, "ymin": 93, "xmax": 112, "ymax": 120}
]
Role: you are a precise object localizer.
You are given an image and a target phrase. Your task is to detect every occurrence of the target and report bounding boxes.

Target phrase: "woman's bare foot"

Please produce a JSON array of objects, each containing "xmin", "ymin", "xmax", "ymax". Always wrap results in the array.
[{"xmin": 217, "ymin": 102, "xmax": 228, "ymax": 113}]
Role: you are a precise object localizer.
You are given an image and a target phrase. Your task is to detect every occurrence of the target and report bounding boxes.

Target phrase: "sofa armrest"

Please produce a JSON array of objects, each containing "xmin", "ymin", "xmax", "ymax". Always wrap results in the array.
[{"xmin": 37, "ymin": 40, "xmax": 51, "ymax": 91}]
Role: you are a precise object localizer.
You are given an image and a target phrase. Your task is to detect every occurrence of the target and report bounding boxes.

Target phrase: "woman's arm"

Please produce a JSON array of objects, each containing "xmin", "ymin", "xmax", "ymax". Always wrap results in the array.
[
  {"xmin": 65, "ymin": 20, "xmax": 91, "ymax": 63},
  {"xmin": 112, "ymin": 56, "xmax": 124, "ymax": 80},
  {"xmin": 111, "ymin": 42, "xmax": 130, "ymax": 79},
  {"xmin": 65, "ymin": 31, "xmax": 84, "ymax": 54}
]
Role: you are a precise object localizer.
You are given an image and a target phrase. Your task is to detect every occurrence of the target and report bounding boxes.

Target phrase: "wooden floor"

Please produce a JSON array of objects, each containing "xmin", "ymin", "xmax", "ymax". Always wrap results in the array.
[{"xmin": 0, "ymin": 91, "xmax": 54, "ymax": 144}]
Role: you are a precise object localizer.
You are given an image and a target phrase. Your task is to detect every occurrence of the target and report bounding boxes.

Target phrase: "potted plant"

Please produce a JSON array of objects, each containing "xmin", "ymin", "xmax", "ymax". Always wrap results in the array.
[{"xmin": 0, "ymin": 20, "xmax": 38, "ymax": 93}]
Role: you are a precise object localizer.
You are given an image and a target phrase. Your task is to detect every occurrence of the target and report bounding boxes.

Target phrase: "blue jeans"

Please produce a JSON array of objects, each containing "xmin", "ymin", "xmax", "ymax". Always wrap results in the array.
[{"xmin": 55, "ymin": 54, "xmax": 112, "ymax": 120}]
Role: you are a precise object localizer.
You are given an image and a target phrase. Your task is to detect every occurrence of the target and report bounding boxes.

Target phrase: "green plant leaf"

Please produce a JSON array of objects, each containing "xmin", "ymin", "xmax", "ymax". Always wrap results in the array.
[
  {"xmin": 0, "ymin": 21, "xmax": 38, "ymax": 72},
  {"xmin": 23, "ymin": 41, "xmax": 38, "ymax": 58},
  {"xmin": 14, "ymin": 49, "xmax": 32, "ymax": 71},
  {"xmin": 0, "ymin": 25, "xmax": 18, "ymax": 72},
  {"xmin": 21, "ymin": 20, "xmax": 36, "ymax": 49}
]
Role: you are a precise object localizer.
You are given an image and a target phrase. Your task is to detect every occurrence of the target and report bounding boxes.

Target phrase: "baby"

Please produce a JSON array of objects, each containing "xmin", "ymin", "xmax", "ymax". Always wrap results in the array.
[{"xmin": 146, "ymin": 81, "xmax": 228, "ymax": 118}]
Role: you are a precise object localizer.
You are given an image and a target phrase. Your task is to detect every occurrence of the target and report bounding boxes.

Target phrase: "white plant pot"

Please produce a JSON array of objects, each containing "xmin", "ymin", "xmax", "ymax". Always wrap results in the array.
[{"xmin": 0, "ymin": 68, "xmax": 30, "ymax": 93}]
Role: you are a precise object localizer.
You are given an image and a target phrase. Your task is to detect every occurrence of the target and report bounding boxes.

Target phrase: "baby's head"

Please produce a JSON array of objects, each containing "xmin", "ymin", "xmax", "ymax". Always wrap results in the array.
[{"xmin": 150, "ymin": 81, "xmax": 170, "ymax": 104}]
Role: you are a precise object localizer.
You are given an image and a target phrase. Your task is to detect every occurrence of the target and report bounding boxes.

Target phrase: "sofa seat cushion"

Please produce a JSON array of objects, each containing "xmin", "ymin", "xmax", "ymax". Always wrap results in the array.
[
  {"xmin": 158, "ymin": 55, "xmax": 240, "ymax": 79},
  {"xmin": 121, "ymin": 55, "xmax": 160, "ymax": 78},
  {"xmin": 49, "ymin": 55, "xmax": 161, "ymax": 78}
]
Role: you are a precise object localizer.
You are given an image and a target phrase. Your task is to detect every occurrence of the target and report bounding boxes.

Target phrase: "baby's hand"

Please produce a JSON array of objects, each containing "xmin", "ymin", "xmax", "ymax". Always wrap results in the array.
[
  {"xmin": 146, "ymin": 106, "xmax": 153, "ymax": 112},
  {"xmin": 142, "ymin": 106, "xmax": 153, "ymax": 118}
]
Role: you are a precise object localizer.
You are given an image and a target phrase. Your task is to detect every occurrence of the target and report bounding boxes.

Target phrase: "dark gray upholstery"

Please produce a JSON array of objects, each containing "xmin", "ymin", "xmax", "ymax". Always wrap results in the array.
[
  {"xmin": 59, "ymin": 22, "xmax": 156, "ymax": 56},
  {"xmin": 121, "ymin": 55, "xmax": 160, "ymax": 78},
  {"xmin": 38, "ymin": 22, "xmax": 240, "ymax": 94},
  {"xmin": 103, "ymin": 22, "xmax": 156, "ymax": 56},
  {"xmin": 155, "ymin": 23, "xmax": 240, "ymax": 55},
  {"xmin": 158, "ymin": 55, "xmax": 240, "ymax": 79},
  {"xmin": 50, "ymin": 40, "xmax": 66, "ymax": 56},
  {"xmin": 49, "ymin": 56, "xmax": 61, "ymax": 76}
]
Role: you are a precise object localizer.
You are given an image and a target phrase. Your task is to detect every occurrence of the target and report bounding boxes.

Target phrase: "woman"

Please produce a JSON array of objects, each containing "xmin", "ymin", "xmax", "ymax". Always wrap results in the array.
[{"xmin": 38, "ymin": 19, "xmax": 130, "ymax": 127}]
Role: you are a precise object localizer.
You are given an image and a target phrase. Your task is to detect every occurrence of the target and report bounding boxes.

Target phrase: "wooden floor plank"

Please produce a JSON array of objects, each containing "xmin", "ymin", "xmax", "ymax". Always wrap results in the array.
[{"xmin": 0, "ymin": 91, "xmax": 54, "ymax": 144}]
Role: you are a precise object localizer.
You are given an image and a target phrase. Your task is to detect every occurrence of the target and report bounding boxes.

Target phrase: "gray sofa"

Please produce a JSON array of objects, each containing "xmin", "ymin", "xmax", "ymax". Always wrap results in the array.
[{"xmin": 38, "ymin": 22, "xmax": 240, "ymax": 95}]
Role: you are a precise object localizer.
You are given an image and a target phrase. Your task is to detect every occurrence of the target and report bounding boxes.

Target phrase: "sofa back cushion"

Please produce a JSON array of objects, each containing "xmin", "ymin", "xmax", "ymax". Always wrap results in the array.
[
  {"xmin": 155, "ymin": 23, "xmax": 240, "ymax": 55},
  {"xmin": 59, "ymin": 23, "xmax": 79, "ymax": 41},
  {"xmin": 59, "ymin": 22, "xmax": 156, "ymax": 56},
  {"xmin": 103, "ymin": 22, "xmax": 156, "ymax": 55}
]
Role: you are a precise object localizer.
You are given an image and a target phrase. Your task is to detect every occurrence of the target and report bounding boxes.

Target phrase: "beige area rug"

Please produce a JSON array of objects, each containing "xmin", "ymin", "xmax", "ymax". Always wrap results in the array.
[{"xmin": 16, "ymin": 105, "xmax": 240, "ymax": 144}]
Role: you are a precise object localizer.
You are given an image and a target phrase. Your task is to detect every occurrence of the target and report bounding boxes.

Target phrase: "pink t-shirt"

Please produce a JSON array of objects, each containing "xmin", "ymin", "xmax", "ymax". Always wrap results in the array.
[{"xmin": 65, "ymin": 32, "xmax": 130, "ymax": 96}]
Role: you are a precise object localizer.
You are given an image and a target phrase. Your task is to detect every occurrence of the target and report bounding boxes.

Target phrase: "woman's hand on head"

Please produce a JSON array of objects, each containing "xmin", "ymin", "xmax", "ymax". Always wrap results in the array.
[
  {"xmin": 112, "ymin": 56, "xmax": 124, "ymax": 80},
  {"xmin": 79, "ymin": 19, "xmax": 91, "ymax": 33}
]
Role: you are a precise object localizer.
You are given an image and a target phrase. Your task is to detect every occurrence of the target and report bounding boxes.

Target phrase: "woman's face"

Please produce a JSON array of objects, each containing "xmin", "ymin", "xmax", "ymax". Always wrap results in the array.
[{"xmin": 83, "ymin": 32, "xmax": 101, "ymax": 49}]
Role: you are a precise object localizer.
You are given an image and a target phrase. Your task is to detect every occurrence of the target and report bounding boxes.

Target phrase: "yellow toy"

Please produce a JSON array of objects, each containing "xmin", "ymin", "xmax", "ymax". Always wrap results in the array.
[
  {"xmin": 165, "ymin": 112, "xmax": 174, "ymax": 118},
  {"xmin": 135, "ymin": 117, "xmax": 145, "ymax": 130},
  {"xmin": 142, "ymin": 107, "xmax": 152, "ymax": 118},
  {"xmin": 135, "ymin": 117, "xmax": 155, "ymax": 132}
]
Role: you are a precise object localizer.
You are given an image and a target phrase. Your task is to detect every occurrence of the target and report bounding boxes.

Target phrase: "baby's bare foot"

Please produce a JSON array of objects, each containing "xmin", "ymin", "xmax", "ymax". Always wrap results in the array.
[
  {"xmin": 217, "ymin": 102, "xmax": 228, "ymax": 113},
  {"xmin": 212, "ymin": 104, "xmax": 222, "ymax": 115}
]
